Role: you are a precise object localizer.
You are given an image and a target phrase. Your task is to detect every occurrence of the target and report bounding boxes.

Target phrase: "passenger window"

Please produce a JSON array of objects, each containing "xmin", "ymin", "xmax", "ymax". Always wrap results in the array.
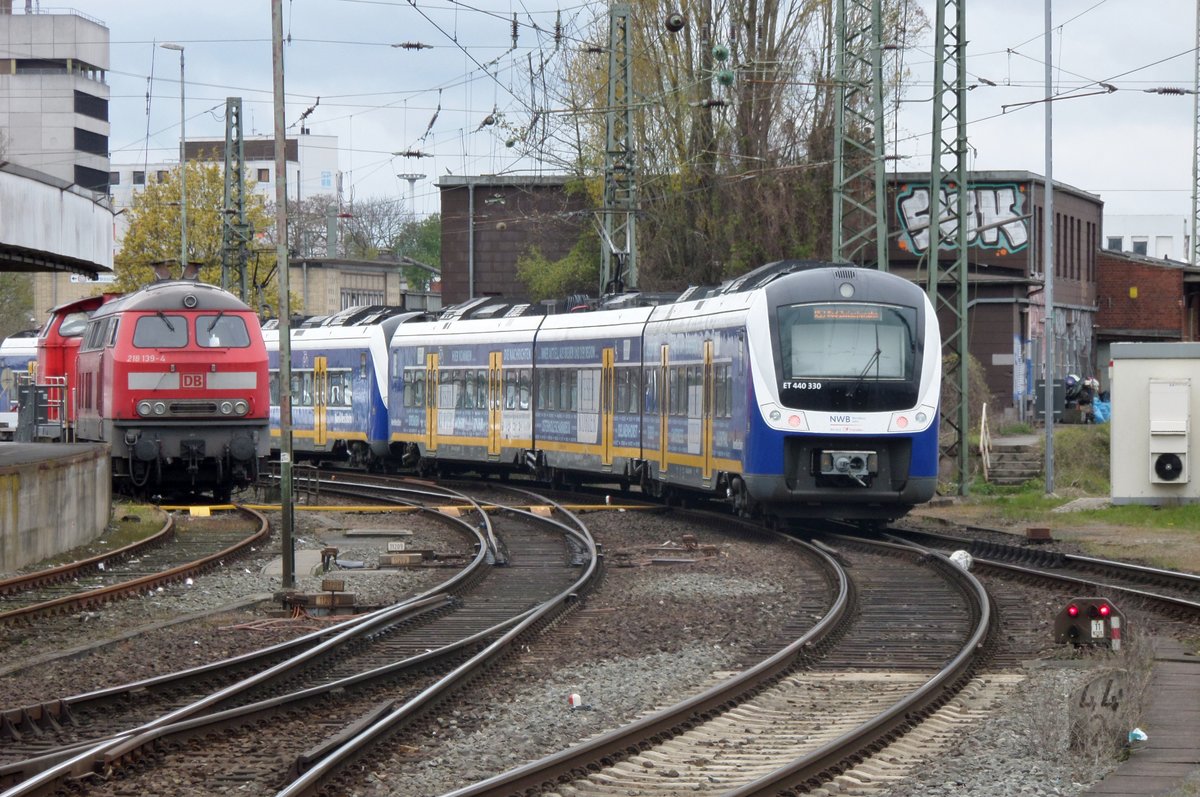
[
  {"xmin": 519, "ymin": 369, "xmax": 531, "ymax": 410},
  {"xmin": 505, "ymin": 370, "xmax": 517, "ymax": 410}
]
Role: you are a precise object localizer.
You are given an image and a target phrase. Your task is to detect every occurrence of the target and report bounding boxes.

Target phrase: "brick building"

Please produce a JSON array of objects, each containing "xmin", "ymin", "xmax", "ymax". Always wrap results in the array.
[
  {"xmin": 887, "ymin": 171, "xmax": 1102, "ymax": 422},
  {"xmin": 1094, "ymin": 249, "xmax": 1200, "ymax": 392},
  {"xmin": 437, "ymin": 175, "xmax": 591, "ymax": 304}
]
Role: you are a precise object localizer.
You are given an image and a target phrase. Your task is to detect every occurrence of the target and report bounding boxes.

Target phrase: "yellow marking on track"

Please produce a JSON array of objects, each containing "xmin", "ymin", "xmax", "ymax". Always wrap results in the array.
[
  {"xmin": 189, "ymin": 506, "xmax": 212, "ymax": 517},
  {"xmin": 530, "ymin": 505, "xmax": 554, "ymax": 517}
]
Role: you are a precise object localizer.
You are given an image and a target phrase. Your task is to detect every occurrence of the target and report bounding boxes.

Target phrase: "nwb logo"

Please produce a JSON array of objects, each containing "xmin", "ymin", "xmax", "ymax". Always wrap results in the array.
[
  {"xmin": 182, "ymin": 373, "xmax": 205, "ymax": 389},
  {"xmin": 831, "ymin": 415, "xmax": 853, "ymax": 424}
]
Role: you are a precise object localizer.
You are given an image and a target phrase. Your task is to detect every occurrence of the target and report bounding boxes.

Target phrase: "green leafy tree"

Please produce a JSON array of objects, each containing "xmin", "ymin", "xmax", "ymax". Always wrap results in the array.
[
  {"xmin": 0, "ymin": 273, "xmax": 34, "ymax": 340},
  {"xmin": 516, "ymin": 233, "xmax": 600, "ymax": 301},
  {"xmin": 114, "ymin": 160, "xmax": 279, "ymax": 310},
  {"xmin": 392, "ymin": 214, "xmax": 441, "ymax": 291}
]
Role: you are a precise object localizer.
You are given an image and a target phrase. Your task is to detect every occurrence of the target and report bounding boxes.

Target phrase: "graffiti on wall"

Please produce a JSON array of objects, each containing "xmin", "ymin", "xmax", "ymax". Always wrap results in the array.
[{"xmin": 897, "ymin": 183, "xmax": 1030, "ymax": 255}]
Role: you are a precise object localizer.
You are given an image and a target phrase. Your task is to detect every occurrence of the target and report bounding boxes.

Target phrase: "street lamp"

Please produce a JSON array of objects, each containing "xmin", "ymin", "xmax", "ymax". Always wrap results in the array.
[{"xmin": 160, "ymin": 42, "xmax": 186, "ymax": 272}]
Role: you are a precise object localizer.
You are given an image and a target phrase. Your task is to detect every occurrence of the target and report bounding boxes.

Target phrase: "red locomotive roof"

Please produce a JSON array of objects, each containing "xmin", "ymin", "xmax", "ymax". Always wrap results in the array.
[{"xmin": 93, "ymin": 281, "xmax": 255, "ymax": 318}]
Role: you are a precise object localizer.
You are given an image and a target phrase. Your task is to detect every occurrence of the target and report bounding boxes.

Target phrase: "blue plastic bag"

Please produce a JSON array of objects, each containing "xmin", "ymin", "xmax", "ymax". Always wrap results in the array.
[{"xmin": 1092, "ymin": 398, "xmax": 1110, "ymax": 424}]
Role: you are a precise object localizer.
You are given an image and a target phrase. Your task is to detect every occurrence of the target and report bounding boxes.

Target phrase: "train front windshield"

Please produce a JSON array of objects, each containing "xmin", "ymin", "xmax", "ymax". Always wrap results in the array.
[{"xmin": 776, "ymin": 302, "xmax": 919, "ymax": 410}]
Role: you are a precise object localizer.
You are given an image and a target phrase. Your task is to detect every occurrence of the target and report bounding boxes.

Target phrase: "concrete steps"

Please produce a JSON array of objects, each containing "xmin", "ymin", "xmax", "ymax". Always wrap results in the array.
[{"xmin": 985, "ymin": 440, "xmax": 1043, "ymax": 485}]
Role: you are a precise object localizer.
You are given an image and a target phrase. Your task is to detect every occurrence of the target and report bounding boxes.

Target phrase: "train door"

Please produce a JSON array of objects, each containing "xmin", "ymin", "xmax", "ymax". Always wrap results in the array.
[
  {"xmin": 488, "ymin": 351, "xmax": 502, "ymax": 459},
  {"xmin": 424, "ymin": 352, "xmax": 439, "ymax": 453},
  {"xmin": 658, "ymin": 345, "xmax": 669, "ymax": 472},
  {"xmin": 702, "ymin": 340, "xmax": 714, "ymax": 481},
  {"xmin": 601, "ymin": 347, "xmax": 615, "ymax": 467},
  {"xmin": 313, "ymin": 356, "xmax": 328, "ymax": 447}
]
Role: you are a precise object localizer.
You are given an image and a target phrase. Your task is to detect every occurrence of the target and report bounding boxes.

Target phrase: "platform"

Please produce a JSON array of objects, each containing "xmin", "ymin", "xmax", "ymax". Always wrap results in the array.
[
  {"xmin": 0, "ymin": 441, "xmax": 111, "ymax": 572},
  {"xmin": 1085, "ymin": 637, "xmax": 1200, "ymax": 795}
]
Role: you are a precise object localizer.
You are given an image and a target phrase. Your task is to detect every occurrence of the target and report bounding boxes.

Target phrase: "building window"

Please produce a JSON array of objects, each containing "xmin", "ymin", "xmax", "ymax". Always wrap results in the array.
[
  {"xmin": 1106, "ymin": 236, "xmax": 1121, "ymax": 251},
  {"xmin": 109, "ymin": 171, "xmax": 120, "ymax": 186},
  {"xmin": 133, "ymin": 171, "xmax": 145, "ymax": 186},
  {"xmin": 74, "ymin": 165, "xmax": 110, "ymax": 193},
  {"xmin": 74, "ymin": 90, "xmax": 108, "ymax": 122},
  {"xmin": 156, "ymin": 170, "xmax": 168, "ymax": 183},
  {"xmin": 257, "ymin": 168, "xmax": 270, "ymax": 183},
  {"xmin": 1132, "ymin": 238, "xmax": 1148, "ymax": 256},
  {"xmin": 73, "ymin": 127, "xmax": 108, "ymax": 156}
]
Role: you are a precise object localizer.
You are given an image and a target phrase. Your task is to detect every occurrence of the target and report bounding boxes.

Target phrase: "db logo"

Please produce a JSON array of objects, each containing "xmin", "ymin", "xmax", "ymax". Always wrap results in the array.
[{"xmin": 182, "ymin": 373, "xmax": 205, "ymax": 389}]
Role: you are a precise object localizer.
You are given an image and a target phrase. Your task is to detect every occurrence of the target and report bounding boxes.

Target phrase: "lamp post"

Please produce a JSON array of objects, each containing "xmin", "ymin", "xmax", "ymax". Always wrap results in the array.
[{"xmin": 160, "ymin": 43, "xmax": 186, "ymax": 272}]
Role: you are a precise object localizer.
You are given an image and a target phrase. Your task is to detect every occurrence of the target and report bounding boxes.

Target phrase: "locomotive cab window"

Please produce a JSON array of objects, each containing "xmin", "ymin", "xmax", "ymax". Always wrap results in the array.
[
  {"xmin": 134, "ymin": 314, "xmax": 188, "ymax": 348},
  {"xmin": 59, "ymin": 311, "xmax": 90, "ymax": 338},
  {"xmin": 775, "ymin": 302, "xmax": 919, "ymax": 410},
  {"xmin": 197, "ymin": 315, "xmax": 251, "ymax": 348},
  {"xmin": 779, "ymin": 303, "xmax": 913, "ymax": 379}
]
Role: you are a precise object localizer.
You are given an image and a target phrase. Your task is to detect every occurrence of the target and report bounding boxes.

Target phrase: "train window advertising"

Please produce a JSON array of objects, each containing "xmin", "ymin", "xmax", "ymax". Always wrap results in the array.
[
  {"xmin": 197, "ymin": 315, "xmax": 251, "ymax": 348},
  {"xmin": 134, "ymin": 314, "xmax": 187, "ymax": 348},
  {"xmin": 778, "ymin": 303, "xmax": 914, "ymax": 380}
]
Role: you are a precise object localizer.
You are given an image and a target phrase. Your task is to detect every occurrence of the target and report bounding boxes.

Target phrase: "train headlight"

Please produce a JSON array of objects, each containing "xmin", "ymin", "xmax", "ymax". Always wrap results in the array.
[
  {"xmin": 220, "ymin": 401, "xmax": 234, "ymax": 415},
  {"xmin": 916, "ymin": 411, "xmax": 929, "ymax": 424},
  {"xmin": 838, "ymin": 282, "xmax": 855, "ymax": 298},
  {"xmin": 233, "ymin": 400, "xmax": 249, "ymax": 416},
  {"xmin": 137, "ymin": 400, "xmax": 153, "ymax": 417},
  {"xmin": 769, "ymin": 410, "xmax": 781, "ymax": 421},
  {"xmin": 153, "ymin": 401, "xmax": 167, "ymax": 416}
]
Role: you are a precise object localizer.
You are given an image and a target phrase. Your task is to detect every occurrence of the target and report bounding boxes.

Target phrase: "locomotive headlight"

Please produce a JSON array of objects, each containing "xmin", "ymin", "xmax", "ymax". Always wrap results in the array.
[
  {"xmin": 137, "ymin": 400, "xmax": 153, "ymax": 417},
  {"xmin": 838, "ymin": 282, "xmax": 855, "ymax": 298},
  {"xmin": 220, "ymin": 401, "xmax": 234, "ymax": 415},
  {"xmin": 153, "ymin": 401, "xmax": 167, "ymax": 415},
  {"xmin": 769, "ymin": 410, "xmax": 782, "ymax": 421},
  {"xmin": 915, "ymin": 411, "xmax": 929, "ymax": 424},
  {"xmin": 233, "ymin": 400, "xmax": 249, "ymax": 415}
]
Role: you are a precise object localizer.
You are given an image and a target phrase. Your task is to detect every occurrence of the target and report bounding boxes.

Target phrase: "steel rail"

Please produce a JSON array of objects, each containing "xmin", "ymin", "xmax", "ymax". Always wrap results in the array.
[
  {"xmin": 0, "ymin": 499, "xmax": 493, "ymax": 797},
  {"xmin": 434, "ymin": 530, "xmax": 850, "ymax": 797},
  {"xmin": 274, "ymin": 489, "xmax": 602, "ymax": 797},
  {"xmin": 0, "ymin": 510, "xmax": 175, "ymax": 596},
  {"xmin": 0, "ymin": 506, "xmax": 269, "ymax": 625},
  {"xmin": 718, "ymin": 534, "xmax": 994, "ymax": 797}
]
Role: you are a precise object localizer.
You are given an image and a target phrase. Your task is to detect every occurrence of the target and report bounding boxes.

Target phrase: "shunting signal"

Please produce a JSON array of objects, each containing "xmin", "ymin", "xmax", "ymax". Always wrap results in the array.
[{"xmin": 1053, "ymin": 598, "xmax": 1124, "ymax": 650}]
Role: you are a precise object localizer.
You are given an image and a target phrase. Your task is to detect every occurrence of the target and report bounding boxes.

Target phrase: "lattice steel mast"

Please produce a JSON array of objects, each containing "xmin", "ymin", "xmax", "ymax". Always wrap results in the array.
[
  {"xmin": 927, "ymin": 0, "xmax": 970, "ymax": 493},
  {"xmin": 601, "ymin": 3, "xmax": 637, "ymax": 294},
  {"xmin": 221, "ymin": 97, "xmax": 253, "ymax": 303},
  {"xmin": 832, "ymin": 0, "xmax": 889, "ymax": 270}
]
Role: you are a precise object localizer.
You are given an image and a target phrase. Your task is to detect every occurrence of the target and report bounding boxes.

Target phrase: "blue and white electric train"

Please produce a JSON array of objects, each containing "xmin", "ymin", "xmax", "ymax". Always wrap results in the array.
[
  {"xmin": 262, "ymin": 305, "xmax": 430, "ymax": 468},
  {"xmin": 264, "ymin": 261, "xmax": 941, "ymax": 520}
]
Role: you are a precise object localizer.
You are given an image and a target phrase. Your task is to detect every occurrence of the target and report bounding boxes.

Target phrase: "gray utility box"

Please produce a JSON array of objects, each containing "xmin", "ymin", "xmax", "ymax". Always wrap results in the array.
[{"xmin": 1110, "ymin": 342, "xmax": 1200, "ymax": 504}]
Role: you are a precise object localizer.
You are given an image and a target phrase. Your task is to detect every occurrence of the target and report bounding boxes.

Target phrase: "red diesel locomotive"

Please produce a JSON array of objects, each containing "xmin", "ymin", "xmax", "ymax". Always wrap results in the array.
[{"xmin": 72, "ymin": 279, "xmax": 270, "ymax": 499}]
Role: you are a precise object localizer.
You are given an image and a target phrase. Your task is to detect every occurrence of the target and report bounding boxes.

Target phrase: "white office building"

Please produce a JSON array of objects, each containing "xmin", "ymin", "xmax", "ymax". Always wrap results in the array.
[
  {"xmin": 1104, "ymin": 214, "xmax": 1190, "ymax": 260},
  {"xmin": 109, "ymin": 133, "xmax": 341, "ymax": 244}
]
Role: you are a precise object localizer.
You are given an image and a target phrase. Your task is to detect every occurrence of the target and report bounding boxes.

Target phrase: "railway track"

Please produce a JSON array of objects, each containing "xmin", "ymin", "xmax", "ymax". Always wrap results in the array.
[
  {"xmin": 0, "ymin": 505, "xmax": 269, "ymax": 625},
  {"xmin": 888, "ymin": 524, "xmax": 1200, "ymax": 620},
  {"xmin": 425, "ymin": 528, "xmax": 992, "ymax": 797},
  {"xmin": 0, "ymin": 481, "xmax": 602, "ymax": 797}
]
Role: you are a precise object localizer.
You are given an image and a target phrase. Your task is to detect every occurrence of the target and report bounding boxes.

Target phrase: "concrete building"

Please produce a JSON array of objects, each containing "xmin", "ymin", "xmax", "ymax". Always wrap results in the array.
[
  {"xmin": 1103, "ymin": 214, "xmax": 1189, "ymax": 261},
  {"xmin": 0, "ymin": 5, "xmax": 113, "ymax": 321},
  {"xmin": 109, "ymin": 133, "xmax": 341, "ymax": 243},
  {"xmin": 0, "ymin": 4, "xmax": 110, "ymax": 192}
]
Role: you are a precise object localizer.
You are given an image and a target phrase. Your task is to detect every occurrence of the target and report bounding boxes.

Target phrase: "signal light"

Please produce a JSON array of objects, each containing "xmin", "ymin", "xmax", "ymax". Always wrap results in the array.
[{"xmin": 1053, "ymin": 598, "xmax": 1124, "ymax": 650}]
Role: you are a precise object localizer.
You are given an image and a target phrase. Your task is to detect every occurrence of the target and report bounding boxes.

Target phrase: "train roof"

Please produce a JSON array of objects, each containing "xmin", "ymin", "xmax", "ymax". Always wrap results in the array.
[
  {"xmin": 718, "ymin": 259, "xmax": 846, "ymax": 293},
  {"xmin": 91, "ymin": 280, "xmax": 254, "ymax": 317}
]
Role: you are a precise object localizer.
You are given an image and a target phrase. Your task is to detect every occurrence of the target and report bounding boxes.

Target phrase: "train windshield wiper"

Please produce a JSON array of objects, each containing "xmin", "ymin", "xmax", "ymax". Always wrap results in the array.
[
  {"xmin": 851, "ymin": 326, "xmax": 881, "ymax": 394},
  {"xmin": 156, "ymin": 311, "xmax": 175, "ymax": 333},
  {"xmin": 206, "ymin": 311, "xmax": 225, "ymax": 334}
]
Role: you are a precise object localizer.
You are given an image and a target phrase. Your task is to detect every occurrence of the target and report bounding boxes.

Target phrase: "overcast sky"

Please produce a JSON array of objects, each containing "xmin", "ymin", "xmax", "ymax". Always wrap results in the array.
[{"xmin": 47, "ymin": 0, "xmax": 1200, "ymax": 222}]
